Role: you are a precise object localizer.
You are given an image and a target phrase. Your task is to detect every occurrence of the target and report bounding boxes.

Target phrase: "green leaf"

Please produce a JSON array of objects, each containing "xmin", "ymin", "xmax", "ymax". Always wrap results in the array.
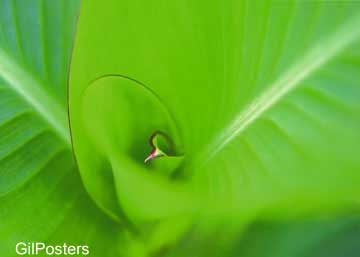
[
  {"xmin": 69, "ymin": 0, "xmax": 360, "ymax": 255},
  {"xmin": 1, "ymin": 0, "xmax": 360, "ymax": 256},
  {"xmin": 165, "ymin": 216, "xmax": 360, "ymax": 257},
  {"xmin": 0, "ymin": 1, "xmax": 131, "ymax": 256},
  {"xmin": 232, "ymin": 217, "xmax": 360, "ymax": 257},
  {"xmin": 70, "ymin": 0, "xmax": 360, "ymax": 217}
]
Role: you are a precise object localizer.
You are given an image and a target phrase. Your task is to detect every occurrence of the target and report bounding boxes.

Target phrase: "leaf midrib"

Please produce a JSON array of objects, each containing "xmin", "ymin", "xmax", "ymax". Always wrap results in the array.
[
  {"xmin": 202, "ymin": 13, "xmax": 360, "ymax": 165},
  {"xmin": 0, "ymin": 48, "xmax": 71, "ymax": 147}
]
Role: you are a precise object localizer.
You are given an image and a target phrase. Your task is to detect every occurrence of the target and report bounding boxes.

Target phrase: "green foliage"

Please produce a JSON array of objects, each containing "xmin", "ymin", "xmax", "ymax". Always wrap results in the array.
[
  {"xmin": 0, "ymin": 1, "xmax": 128, "ymax": 256},
  {"xmin": 1, "ymin": 0, "xmax": 360, "ymax": 256}
]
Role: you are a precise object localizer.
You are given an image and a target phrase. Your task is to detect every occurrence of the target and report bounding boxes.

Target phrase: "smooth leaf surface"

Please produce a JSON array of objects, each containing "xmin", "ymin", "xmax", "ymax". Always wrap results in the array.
[
  {"xmin": 70, "ymin": 0, "xmax": 360, "ymax": 218},
  {"xmin": 69, "ymin": 0, "xmax": 360, "ymax": 256},
  {"xmin": 165, "ymin": 216, "xmax": 360, "ymax": 257},
  {"xmin": 0, "ymin": 1, "xmax": 129, "ymax": 256},
  {"xmin": 0, "ymin": 0, "xmax": 359, "ymax": 257}
]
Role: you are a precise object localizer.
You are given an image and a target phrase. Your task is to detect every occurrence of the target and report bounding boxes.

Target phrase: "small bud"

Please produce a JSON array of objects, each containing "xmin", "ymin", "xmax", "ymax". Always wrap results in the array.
[{"xmin": 144, "ymin": 131, "xmax": 172, "ymax": 164}]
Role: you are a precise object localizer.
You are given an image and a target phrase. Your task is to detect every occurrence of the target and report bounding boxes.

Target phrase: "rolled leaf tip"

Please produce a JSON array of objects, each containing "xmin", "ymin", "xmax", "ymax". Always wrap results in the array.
[
  {"xmin": 144, "ymin": 132, "xmax": 170, "ymax": 163},
  {"xmin": 144, "ymin": 148, "xmax": 165, "ymax": 163}
]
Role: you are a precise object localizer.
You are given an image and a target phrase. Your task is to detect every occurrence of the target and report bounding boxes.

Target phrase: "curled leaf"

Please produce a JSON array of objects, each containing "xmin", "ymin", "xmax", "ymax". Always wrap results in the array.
[{"xmin": 145, "ymin": 131, "xmax": 174, "ymax": 163}]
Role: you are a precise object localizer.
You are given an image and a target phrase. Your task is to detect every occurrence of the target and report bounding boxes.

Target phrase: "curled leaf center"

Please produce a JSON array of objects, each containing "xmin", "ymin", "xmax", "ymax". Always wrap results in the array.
[{"xmin": 144, "ymin": 131, "xmax": 174, "ymax": 163}]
